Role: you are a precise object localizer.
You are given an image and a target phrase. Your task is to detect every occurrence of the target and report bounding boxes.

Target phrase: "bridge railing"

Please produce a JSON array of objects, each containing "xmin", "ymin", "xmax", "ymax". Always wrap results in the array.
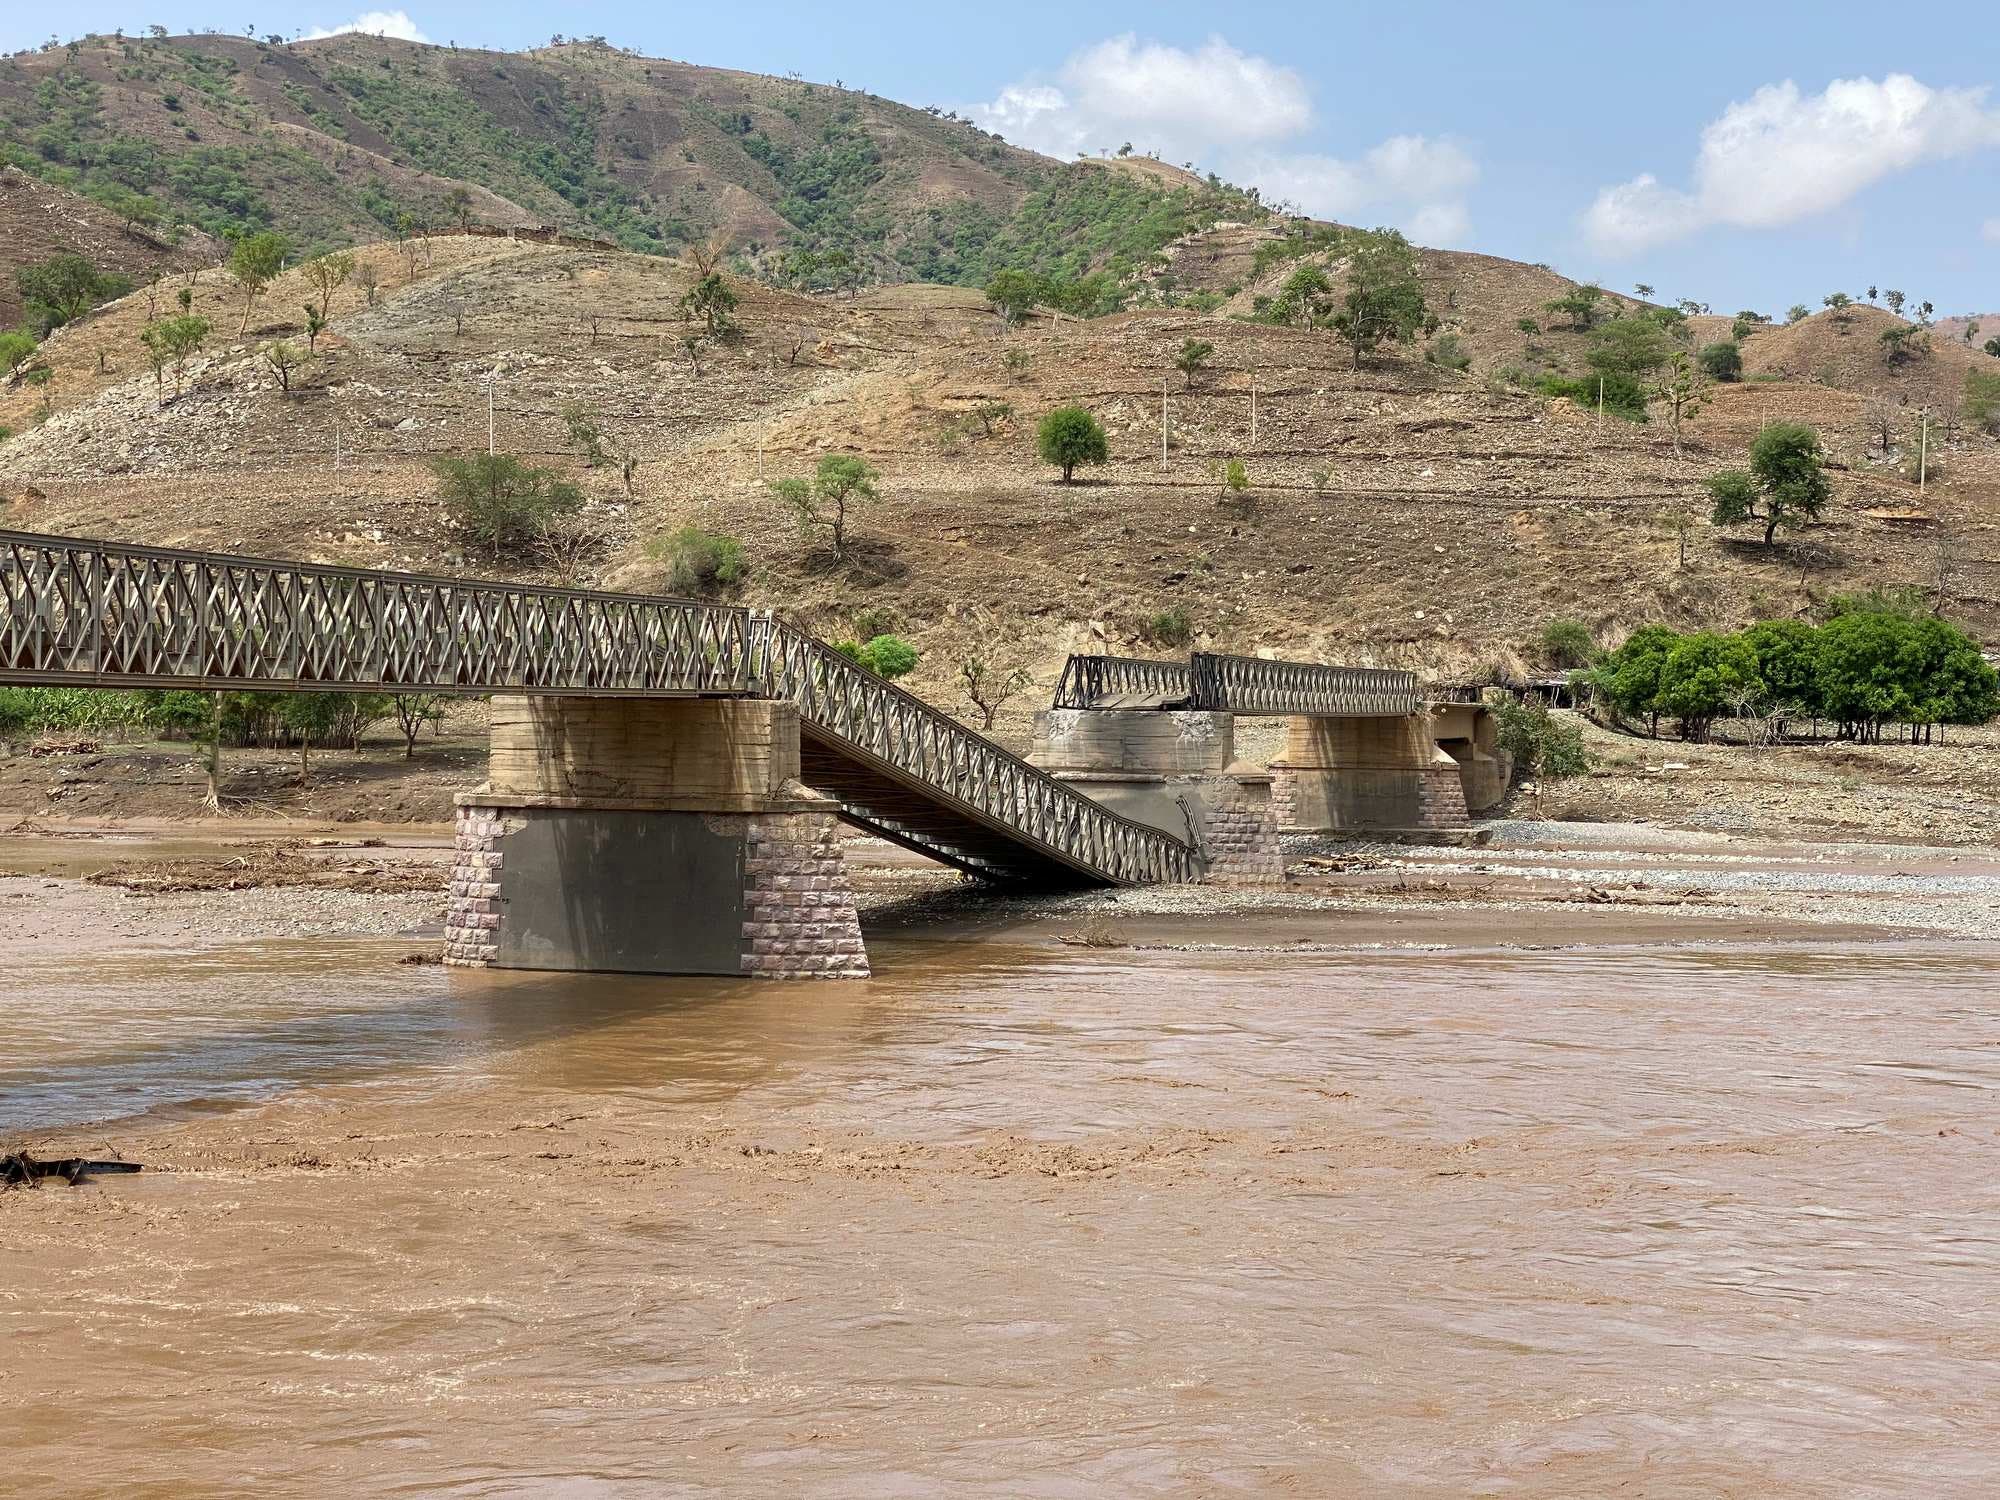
[
  {"xmin": 754, "ymin": 617, "xmax": 1200, "ymax": 886},
  {"xmin": 1189, "ymin": 653, "xmax": 1422, "ymax": 716},
  {"xmin": 1051, "ymin": 654, "xmax": 1196, "ymax": 709},
  {"xmin": 0, "ymin": 530, "xmax": 753, "ymax": 696}
]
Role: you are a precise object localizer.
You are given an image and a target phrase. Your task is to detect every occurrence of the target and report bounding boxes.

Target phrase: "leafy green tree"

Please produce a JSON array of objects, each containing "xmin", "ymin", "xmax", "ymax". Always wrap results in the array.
[
  {"xmin": 1984, "ymin": 337, "xmax": 2000, "ymax": 359},
  {"xmin": 1697, "ymin": 341, "xmax": 1742, "ymax": 382},
  {"xmin": 1175, "ymin": 338, "xmax": 1213, "ymax": 389},
  {"xmin": 1968, "ymin": 370, "xmax": 2000, "ymax": 435},
  {"xmin": 432, "ymin": 453, "xmax": 583, "ymax": 556},
  {"xmin": 389, "ymin": 692, "xmax": 451, "ymax": 758},
  {"xmin": 445, "ymin": 185, "xmax": 474, "ymax": 230},
  {"xmin": 140, "ymin": 314, "xmax": 210, "ymax": 398},
  {"xmin": 648, "ymin": 526, "xmax": 747, "ymax": 597},
  {"xmin": 678, "ymin": 272, "xmax": 738, "ymax": 336},
  {"xmin": 277, "ymin": 692, "xmax": 347, "ymax": 780},
  {"xmin": 1882, "ymin": 289, "xmax": 1905, "ymax": 315},
  {"xmin": 1742, "ymin": 619, "xmax": 1821, "ymax": 722},
  {"xmin": 561, "ymin": 401, "xmax": 608, "ymax": 467},
  {"xmin": 1657, "ymin": 631, "xmax": 1762, "ymax": 741},
  {"xmin": 1786, "ymin": 304, "xmax": 1811, "ymax": 324},
  {"xmin": 771, "ymin": 453, "xmax": 879, "ymax": 554},
  {"xmin": 17, "ymin": 253, "xmax": 131, "ymax": 332},
  {"xmin": 1587, "ymin": 316, "xmax": 1674, "ymax": 381},
  {"xmin": 1822, "ymin": 291, "xmax": 1854, "ymax": 324},
  {"xmin": 301, "ymin": 250, "xmax": 355, "ymax": 320},
  {"xmin": 1493, "ymin": 699, "xmax": 1589, "ymax": 797},
  {"xmin": 261, "ymin": 339, "xmax": 311, "ymax": 395},
  {"xmin": 229, "ymin": 230, "xmax": 289, "ymax": 332},
  {"xmin": 1544, "ymin": 283, "xmax": 1604, "ymax": 331},
  {"xmin": 985, "ymin": 269, "xmax": 1039, "ymax": 324},
  {"xmin": 855, "ymin": 634, "xmax": 918, "ymax": 679},
  {"xmin": 1592, "ymin": 624, "xmax": 1680, "ymax": 735},
  {"xmin": 1036, "ymin": 405, "xmax": 1109, "ymax": 482},
  {"xmin": 1707, "ymin": 422, "xmax": 1831, "ymax": 546},
  {"xmin": 1276, "ymin": 262, "xmax": 1331, "ymax": 327},
  {"xmin": 1329, "ymin": 229, "xmax": 1429, "ymax": 367}
]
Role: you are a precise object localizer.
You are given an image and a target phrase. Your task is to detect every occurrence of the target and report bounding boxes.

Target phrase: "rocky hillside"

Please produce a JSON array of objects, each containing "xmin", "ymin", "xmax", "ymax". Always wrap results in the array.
[
  {"xmin": 2, "ymin": 225, "xmax": 1993, "ymax": 736},
  {"xmin": 0, "ymin": 33, "xmax": 1252, "ymax": 285},
  {"xmin": 0, "ymin": 165, "xmax": 215, "ymax": 328}
]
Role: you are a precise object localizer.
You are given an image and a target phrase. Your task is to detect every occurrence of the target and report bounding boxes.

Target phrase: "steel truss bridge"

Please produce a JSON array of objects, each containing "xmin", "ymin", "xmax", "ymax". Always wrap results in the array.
[
  {"xmin": 1052, "ymin": 652, "xmax": 1421, "ymax": 717},
  {"xmin": 0, "ymin": 530, "xmax": 1198, "ymax": 886}
]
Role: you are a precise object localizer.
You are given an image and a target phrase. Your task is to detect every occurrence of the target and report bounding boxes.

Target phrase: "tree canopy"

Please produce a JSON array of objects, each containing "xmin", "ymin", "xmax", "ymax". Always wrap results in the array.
[
  {"xmin": 1707, "ymin": 422, "xmax": 1830, "ymax": 546},
  {"xmin": 1036, "ymin": 405, "xmax": 1109, "ymax": 482}
]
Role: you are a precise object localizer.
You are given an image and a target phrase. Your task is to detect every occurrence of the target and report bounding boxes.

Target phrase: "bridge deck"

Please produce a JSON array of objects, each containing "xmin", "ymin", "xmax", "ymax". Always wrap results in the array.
[{"xmin": 1, "ymin": 530, "xmax": 1197, "ymax": 887}]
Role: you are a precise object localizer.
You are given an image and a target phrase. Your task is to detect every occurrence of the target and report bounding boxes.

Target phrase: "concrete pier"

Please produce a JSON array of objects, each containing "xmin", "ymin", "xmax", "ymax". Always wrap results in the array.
[
  {"xmin": 445, "ymin": 696, "xmax": 868, "ymax": 978},
  {"xmin": 1267, "ymin": 713, "xmax": 1471, "ymax": 835},
  {"xmin": 1029, "ymin": 708, "xmax": 1283, "ymax": 885}
]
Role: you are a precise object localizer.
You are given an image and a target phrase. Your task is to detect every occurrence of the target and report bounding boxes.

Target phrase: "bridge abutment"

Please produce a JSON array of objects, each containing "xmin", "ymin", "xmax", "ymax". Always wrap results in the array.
[
  {"xmin": 445, "ymin": 696, "xmax": 868, "ymax": 979},
  {"xmin": 1029, "ymin": 708, "xmax": 1283, "ymax": 886},
  {"xmin": 1268, "ymin": 713, "xmax": 1470, "ymax": 835}
]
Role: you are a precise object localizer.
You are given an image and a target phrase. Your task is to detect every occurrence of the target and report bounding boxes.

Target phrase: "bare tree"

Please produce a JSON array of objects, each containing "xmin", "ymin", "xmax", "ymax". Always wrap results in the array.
[
  {"xmin": 389, "ymin": 693, "xmax": 450, "ymax": 758},
  {"xmin": 958, "ymin": 655, "xmax": 1031, "ymax": 729}
]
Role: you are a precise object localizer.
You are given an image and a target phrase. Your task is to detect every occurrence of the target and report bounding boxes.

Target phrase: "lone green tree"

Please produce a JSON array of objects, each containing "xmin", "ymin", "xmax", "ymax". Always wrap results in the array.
[
  {"xmin": 771, "ymin": 453, "xmax": 879, "ymax": 555},
  {"xmin": 1330, "ymin": 228, "xmax": 1431, "ymax": 368},
  {"xmin": 985, "ymin": 269, "xmax": 1039, "ymax": 325},
  {"xmin": 678, "ymin": 273, "xmax": 738, "ymax": 337},
  {"xmin": 1651, "ymin": 351, "xmax": 1710, "ymax": 456},
  {"xmin": 1697, "ymin": 341, "xmax": 1742, "ymax": 382},
  {"xmin": 1706, "ymin": 422, "xmax": 1831, "ymax": 546},
  {"xmin": 1174, "ymin": 338, "xmax": 1213, "ymax": 389},
  {"xmin": 229, "ymin": 231, "xmax": 289, "ymax": 333},
  {"xmin": 1276, "ymin": 263, "xmax": 1331, "ymax": 327},
  {"xmin": 1544, "ymin": 283, "xmax": 1605, "ymax": 332},
  {"xmin": 16, "ymin": 253, "xmax": 130, "ymax": 332},
  {"xmin": 1036, "ymin": 405, "xmax": 1109, "ymax": 483},
  {"xmin": 301, "ymin": 250, "xmax": 355, "ymax": 321}
]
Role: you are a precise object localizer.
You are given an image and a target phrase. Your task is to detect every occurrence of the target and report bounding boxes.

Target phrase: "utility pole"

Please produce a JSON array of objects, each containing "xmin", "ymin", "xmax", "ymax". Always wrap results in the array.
[
  {"xmin": 1161, "ymin": 373, "xmax": 1169, "ymax": 464},
  {"xmin": 333, "ymin": 422, "xmax": 341, "ymax": 471},
  {"xmin": 1250, "ymin": 377, "xmax": 1258, "ymax": 449},
  {"xmin": 1596, "ymin": 375, "xmax": 1604, "ymax": 431},
  {"xmin": 486, "ymin": 379, "xmax": 495, "ymax": 455},
  {"xmin": 1918, "ymin": 406, "xmax": 1930, "ymax": 495}
]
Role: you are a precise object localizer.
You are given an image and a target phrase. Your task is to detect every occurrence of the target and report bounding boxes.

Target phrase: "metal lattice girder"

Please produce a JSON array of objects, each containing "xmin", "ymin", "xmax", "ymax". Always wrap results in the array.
[
  {"xmin": 0, "ymin": 530, "xmax": 754, "ymax": 696},
  {"xmin": 1052, "ymin": 654, "xmax": 1198, "ymax": 710},
  {"xmin": 0, "ymin": 530, "xmax": 1202, "ymax": 888},
  {"xmin": 1188, "ymin": 653, "xmax": 1422, "ymax": 717},
  {"xmin": 755, "ymin": 618, "xmax": 1202, "ymax": 886},
  {"xmin": 1053, "ymin": 652, "xmax": 1419, "ymax": 716}
]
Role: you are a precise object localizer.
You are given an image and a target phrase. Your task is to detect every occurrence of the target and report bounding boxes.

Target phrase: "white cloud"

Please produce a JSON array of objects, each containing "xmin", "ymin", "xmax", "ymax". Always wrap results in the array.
[
  {"xmin": 1238, "ymin": 136, "xmax": 1481, "ymax": 246},
  {"xmin": 1585, "ymin": 74, "xmax": 2000, "ymax": 256},
  {"xmin": 298, "ymin": 10, "xmax": 430, "ymax": 43},
  {"xmin": 972, "ymin": 36, "xmax": 1478, "ymax": 245},
  {"xmin": 1984, "ymin": 216, "xmax": 2000, "ymax": 244},
  {"xmin": 977, "ymin": 34, "xmax": 1310, "ymax": 163}
]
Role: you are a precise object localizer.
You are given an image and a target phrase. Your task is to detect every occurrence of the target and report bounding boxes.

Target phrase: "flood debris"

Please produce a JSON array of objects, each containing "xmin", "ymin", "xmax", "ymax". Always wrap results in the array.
[
  {"xmin": 1, "ymin": 1151, "xmax": 144, "ymax": 1188},
  {"xmin": 84, "ymin": 841, "xmax": 439, "ymax": 896}
]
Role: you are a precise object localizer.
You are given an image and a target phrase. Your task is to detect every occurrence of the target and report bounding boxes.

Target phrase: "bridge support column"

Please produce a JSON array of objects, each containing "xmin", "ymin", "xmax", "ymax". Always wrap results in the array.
[
  {"xmin": 1269, "ymin": 713, "xmax": 1470, "ymax": 835},
  {"xmin": 445, "ymin": 696, "xmax": 868, "ymax": 979},
  {"xmin": 1029, "ymin": 708, "xmax": 1282, "ymax": 886}
]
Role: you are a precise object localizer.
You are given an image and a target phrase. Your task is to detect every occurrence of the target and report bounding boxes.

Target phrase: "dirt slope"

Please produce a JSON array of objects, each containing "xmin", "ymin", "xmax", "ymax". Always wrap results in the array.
[
  {"xmin": 0, "ymin": 166, "xmax": 217, "ymax": 330},
  {"xmin": 3, "ymin": 230, "xmax": 1994, "ymax": 736}
]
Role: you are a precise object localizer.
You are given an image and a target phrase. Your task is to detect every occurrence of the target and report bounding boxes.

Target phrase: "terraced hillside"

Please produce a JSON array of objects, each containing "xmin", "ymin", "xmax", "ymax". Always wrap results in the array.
[{"xmin": 2, "ymin": 227, "xmax": 1993, "ymax": 736}]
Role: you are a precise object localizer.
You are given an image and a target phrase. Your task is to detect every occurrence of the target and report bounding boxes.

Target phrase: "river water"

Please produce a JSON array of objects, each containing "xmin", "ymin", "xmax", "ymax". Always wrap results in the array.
[{"xmin": 4, "ymin": 898, "xmax": 1998, "ymax": 1494}]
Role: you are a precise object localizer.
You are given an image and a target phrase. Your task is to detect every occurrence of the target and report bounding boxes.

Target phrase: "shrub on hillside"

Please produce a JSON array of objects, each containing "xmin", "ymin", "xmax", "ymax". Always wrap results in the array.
[
  {"xmin": 1707, "ymin": 423, "xmax": 1829, "ymax": 546},
  {"xmin": 1967, "ymin": 370, "xmax": 2000, "ymax": 436},
  {"xmin": 1697, "ymin": 341, "xmax": 1742, "ymax": 382},
  {"xmin": 16, "ymin": 253, "xmax": 131, "ymax": 332},
  {"xmin": 833, "ymin": 634, "xmax": 919, "ymax": 679},
  {"xmin": 432, "ymin": 453, "xmax": 584, "ymax": 557},
  {"xmin": 1492, "ymin": 700, "xmax": 1589, "ymax": 788},
  {"xmin": 1537, "ymin": 618, "xmax": 1599, "ymax": 669},
  {"xmin": 1144, "ymin": 606, "xmax": 1194, "ymax": 647},
  {"xmin": 649, "ymin": 526, "xmax": 747, "ymax": 597},
  {"xmin": 0, "ymin": 330, "xmax": 37, "ymax": 374}
]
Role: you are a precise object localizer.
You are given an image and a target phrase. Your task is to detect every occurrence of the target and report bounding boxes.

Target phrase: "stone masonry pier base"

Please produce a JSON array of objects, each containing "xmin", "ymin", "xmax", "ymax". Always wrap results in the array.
[{"xmin": 445, "ymin": 696, "xmax": 867, "ymax": 979}]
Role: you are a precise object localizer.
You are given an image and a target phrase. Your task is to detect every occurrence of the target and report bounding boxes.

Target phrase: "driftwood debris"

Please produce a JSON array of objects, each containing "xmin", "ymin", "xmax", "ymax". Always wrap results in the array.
[{"xmin": 1, "ymin": 1152, "xmax": 144, "ymax": 1188}]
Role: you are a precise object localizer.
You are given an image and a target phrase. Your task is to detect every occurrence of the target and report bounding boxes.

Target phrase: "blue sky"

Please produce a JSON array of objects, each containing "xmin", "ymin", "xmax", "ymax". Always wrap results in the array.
[{"xmin": 7, "ymin": 2, "xmax": 1997, "ymax": 314}]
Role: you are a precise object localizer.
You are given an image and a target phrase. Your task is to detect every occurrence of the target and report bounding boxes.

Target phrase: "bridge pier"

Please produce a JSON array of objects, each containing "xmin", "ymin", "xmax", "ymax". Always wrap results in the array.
[
  {"xmin": 1029, "ymin": 709, "xmax": 1283, "ymax": 885},
  {"xmin": 445, "ymin": 696, "xmax": 869, "ymax": 978},
  {"xmin": 1268, "ymin": 713, "xmax": 1470, "ymax": 835}
]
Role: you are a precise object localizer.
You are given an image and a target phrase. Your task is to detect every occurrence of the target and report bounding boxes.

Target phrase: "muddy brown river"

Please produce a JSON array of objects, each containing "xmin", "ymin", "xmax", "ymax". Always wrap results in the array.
[{"xmin": 3, "ymin": 836, "xmax": 1998, "ymax": 1496}]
